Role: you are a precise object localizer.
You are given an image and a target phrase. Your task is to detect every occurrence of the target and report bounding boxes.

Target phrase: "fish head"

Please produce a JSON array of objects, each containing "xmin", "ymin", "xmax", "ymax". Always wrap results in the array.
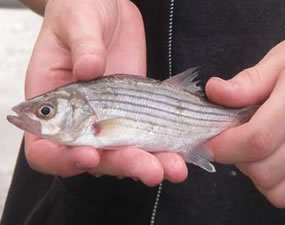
[{"xmin": 7, "ymin": 88, "xmax": 95, "ymax": 144}]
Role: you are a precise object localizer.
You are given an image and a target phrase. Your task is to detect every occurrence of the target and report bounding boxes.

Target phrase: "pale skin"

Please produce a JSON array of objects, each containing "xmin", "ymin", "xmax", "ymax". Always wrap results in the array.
[{"xmin": 20, "ymin": 0, "xmax": 285, "ymax": 207}]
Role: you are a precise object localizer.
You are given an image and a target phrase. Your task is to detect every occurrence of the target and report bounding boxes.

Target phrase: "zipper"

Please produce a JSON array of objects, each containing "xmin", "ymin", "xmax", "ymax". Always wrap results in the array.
[
  {"xmin": 149, "ymin": 1, "xmax": 175, "ymax": 224},
  {"xmin": 168, "ymin": 0, "xmax": 175, "ymax": 77},
  {"xmin": 149, "ymin": 183, "xmax": 163, "ymax": 225}
]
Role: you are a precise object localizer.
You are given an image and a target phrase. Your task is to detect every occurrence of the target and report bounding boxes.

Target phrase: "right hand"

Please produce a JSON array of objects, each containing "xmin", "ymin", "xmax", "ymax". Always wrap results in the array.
[{"xmin": 24, "ymin": 0, "xmax": 188, "ymax": 186}]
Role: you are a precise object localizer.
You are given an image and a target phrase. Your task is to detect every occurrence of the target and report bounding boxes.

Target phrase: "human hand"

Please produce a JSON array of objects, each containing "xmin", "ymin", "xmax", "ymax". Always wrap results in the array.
[
  {"xmin": 24, "ymin": 0, "xmax": 187, "ymax": 185},
  {"xmin": 206, "ymin": 41, "xmax": 285, "ymax": 207}
]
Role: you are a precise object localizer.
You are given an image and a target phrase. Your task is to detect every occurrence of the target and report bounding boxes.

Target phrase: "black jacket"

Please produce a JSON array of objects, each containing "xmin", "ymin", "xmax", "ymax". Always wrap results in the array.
[{"xmin": 1, "ymin": 1, "xmax": 285, "ymax": 225}]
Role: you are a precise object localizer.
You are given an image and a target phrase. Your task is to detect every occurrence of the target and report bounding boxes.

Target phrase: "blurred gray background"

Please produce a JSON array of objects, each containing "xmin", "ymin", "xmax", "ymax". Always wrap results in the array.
[
  {"xmin": 0, "ymin": 0, "xmax": 24, "ymax": 8},
  {"xmin": 0, "ymin": 1, "xmax": 42, "ymax": 218}
]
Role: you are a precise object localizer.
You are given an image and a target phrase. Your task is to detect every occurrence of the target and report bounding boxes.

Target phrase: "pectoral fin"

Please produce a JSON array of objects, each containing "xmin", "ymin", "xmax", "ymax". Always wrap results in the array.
[{"xmin": 180, "ymin": 144, "xmax": 216, "ymax": 173}]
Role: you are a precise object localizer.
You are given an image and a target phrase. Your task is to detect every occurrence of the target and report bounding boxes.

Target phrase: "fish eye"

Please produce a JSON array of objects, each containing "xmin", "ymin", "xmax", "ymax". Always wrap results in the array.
[
  {"xmin": 41, "ymin": 106, "xmax": 50, "ymax": 115},
  {"xmin": 38, "ymin": 104, "xmax": 56, "ymax": 119}
]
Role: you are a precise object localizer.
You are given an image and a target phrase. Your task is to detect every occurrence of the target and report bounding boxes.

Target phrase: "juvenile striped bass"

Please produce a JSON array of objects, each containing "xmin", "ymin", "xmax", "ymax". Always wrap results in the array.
[{"xmin": 7, "ymin": 68, "xmax": 257, "ymax": 172}]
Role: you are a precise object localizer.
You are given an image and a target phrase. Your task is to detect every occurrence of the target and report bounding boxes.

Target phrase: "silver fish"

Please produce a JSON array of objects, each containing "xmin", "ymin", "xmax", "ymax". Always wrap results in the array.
[{"xmin": 7, "ymin": 68, "xmax": 257, "ymax": 172}]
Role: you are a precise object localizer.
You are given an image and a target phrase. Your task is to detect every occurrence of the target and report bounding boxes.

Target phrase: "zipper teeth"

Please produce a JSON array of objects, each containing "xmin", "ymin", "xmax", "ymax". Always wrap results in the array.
[
  {"xmin": 150, "ymin": 1, "xmax": 175, "ymax": 225},
  {"xmin": 168, "ymin": 0, "xmax": 175, "ymax": 77},
  {"xmin": 150, "ymin": 183, "xmax": 163, "ymax": 225}
]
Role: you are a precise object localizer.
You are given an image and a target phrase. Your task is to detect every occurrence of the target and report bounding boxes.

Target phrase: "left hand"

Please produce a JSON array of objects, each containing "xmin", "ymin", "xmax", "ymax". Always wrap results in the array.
[{"xmin": 206, "ymin": 41, "xmax": 285, "ymax": 208}]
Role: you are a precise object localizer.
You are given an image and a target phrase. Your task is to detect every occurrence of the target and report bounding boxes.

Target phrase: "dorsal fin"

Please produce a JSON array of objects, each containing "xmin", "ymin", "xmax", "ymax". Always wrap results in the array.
[{"xmin": 163, "ymin": 67, "xmax": 204, "ymax": 96}]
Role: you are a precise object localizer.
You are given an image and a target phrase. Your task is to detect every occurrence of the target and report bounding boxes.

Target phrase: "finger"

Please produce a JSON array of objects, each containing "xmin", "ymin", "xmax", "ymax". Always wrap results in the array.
[
  {"xmin": 154, "ymin": 152, "xmax": 188, "ymax": 183},
  {"xmin": 53, "ymin": 1, "xmax": 108, "ymax": 80},
  {"xmin": 206, "ymin": 49, "xmax": 285, "ymax": 107},
  {"xmin": 25, "ymin": 27, "xmax": 74, "ymax": 98},
  {"xmin": 258, "ymin": 180, "xmax": 285, "ymax": 208},
  {"xmin": 237, "ymin": 143, "xmax": 285, "ymax": 190},
  {"xmin": 208, "ymin": 70, "xmax": 285, "ymax": 163},
  {"xmin": 89, "ymin": 148, "xmax": 164, "ymax": 187},
  {"xmin": 25, "ymin": 134, "xmax": 100, "ymax": 177}
]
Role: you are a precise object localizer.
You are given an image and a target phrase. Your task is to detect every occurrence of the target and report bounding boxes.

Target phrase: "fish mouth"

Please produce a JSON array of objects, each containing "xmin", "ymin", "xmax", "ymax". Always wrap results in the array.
[{"xmin": 7, "ymin": 104, "xmax": 41, "ymax": 135}]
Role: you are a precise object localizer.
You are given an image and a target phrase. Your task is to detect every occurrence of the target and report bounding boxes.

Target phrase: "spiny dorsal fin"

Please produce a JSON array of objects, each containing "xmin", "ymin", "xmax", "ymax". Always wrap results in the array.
[{"xmin": 163, "ymin": 67, "xmax": 204, "ymax": 96}]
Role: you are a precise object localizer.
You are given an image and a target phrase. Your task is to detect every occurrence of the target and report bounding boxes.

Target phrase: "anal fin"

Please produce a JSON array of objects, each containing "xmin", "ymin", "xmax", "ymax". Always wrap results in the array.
[{"xmin": 180, "ymin": 145, "xmax": 216, "ymax": 173}]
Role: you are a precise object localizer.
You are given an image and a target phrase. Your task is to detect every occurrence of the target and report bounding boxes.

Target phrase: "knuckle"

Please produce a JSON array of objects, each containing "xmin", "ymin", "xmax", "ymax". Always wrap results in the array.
[
  {"xmin": 248, "ymin": 129, "xmax": 274, "ymax": 160},
  {"xmin": 239, "ymin": 67, "xmax": 262, "ymax": 87},
  {"xmin": 71, "ymin": 37, "xmax": 87, "ymax": 55},
  {"xmin": 71, "ymin": 36, "xmax": 105, "ymax": 56}
]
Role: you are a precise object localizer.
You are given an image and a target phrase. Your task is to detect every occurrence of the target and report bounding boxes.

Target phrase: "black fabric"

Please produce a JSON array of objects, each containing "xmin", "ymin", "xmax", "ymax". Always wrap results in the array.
[
  {"xmin": 171, "ymin": 0, "xmax": 285, "ymax": 82},
  {"xmin": 2, "ymin": 0, "xmax": 285, "ymax": 224},
  {"xmin": 0, "ymin": 141, "xmax": 54, "ymax": 225},
  {"xmin": 157, "ymin": 165, "xmax": 285, "ymax": 225}
]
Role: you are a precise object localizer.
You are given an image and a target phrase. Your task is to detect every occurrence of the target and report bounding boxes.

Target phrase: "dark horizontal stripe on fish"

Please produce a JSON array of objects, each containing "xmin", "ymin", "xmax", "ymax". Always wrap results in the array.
[
  {"xmin": 102, "ymin": 106, "xmax": 230, "ymax": 130},
  {"xmin": 93, "ymin": 91, "xmax": 232, "ymax": 118},
  {"xmin": 91, "ymin": 98, "xmax": 233, "ymax": 123},
  {"xmin": 90, "ymin": 80, "xmax": 227, "ymax": 112},
  {"xmin": 122, "ymin": 87, "xmax": 228, "ymax": 113}
]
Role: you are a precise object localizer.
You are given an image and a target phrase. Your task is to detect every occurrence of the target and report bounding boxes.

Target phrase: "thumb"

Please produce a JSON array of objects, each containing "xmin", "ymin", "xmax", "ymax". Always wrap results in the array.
[
  {"xmin": 71, "ymin": 35, "xmax": 106, "ymax": 81},
  {"xmin": 54, "ymin": 4, "xmax": 108, "ymax": 80},
  {"xmin": 205, "ymin": 57, "xmax": 285, "ymax": 107}
]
